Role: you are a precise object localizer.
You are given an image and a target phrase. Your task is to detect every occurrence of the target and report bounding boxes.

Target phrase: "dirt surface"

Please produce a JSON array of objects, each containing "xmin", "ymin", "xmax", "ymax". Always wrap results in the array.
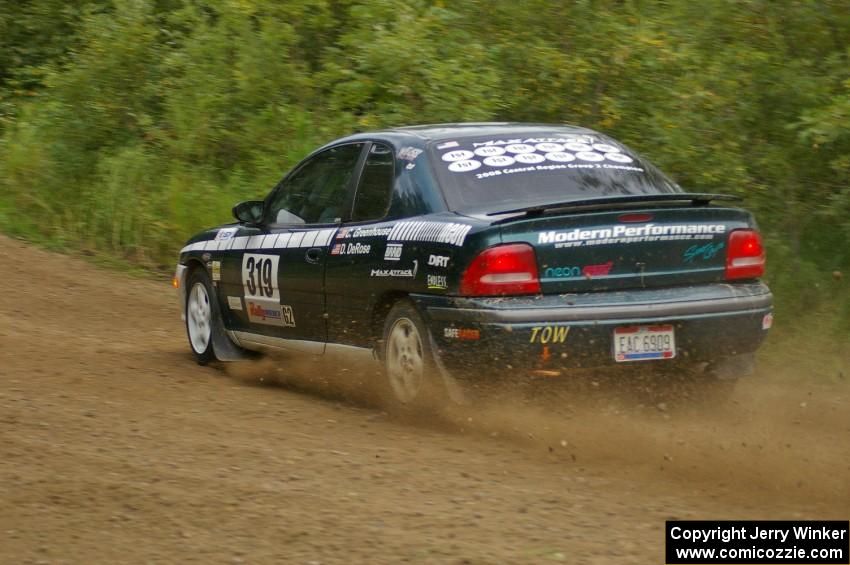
[{"xmin": 1, "ymin": 234, "xmax": 848, "ymax": 564}]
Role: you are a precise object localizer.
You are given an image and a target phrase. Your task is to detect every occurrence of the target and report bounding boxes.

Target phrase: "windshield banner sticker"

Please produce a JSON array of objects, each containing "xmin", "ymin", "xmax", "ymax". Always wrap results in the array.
[
  {"xmin": 440, "ymin": 136, "xmax": 644, "ymax": 178},
  {"xmin": 539, "ymin": 223, "xmax": 726, "ymax": 248},
  {"xmin": 388, "ymin": 221, "xmax": 471, "ymax": 246}
]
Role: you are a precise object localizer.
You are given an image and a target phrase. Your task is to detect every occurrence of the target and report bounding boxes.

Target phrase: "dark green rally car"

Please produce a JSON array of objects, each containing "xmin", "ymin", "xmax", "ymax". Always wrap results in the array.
[{"xmin": 174, "ymin": 123, "xmax": 772, "ymax": 404}]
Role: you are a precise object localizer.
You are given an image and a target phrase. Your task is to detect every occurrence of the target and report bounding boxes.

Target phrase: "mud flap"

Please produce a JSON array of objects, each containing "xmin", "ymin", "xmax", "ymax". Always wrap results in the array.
[
  {"xmin": 211, "ymin": 316, "xmax": 248, "ymax": 361},
  {"xmin": 208, "ymin": 283, "xmax": 248, "ymax": 362}
]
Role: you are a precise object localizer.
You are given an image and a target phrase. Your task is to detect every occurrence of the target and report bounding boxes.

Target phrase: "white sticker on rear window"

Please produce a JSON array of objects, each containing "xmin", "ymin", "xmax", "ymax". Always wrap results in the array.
[
  {"xmin": 592, "ymin": 143, "xmax": 619, "ymax": 153},
  {"xmin": 534, "ymin": 142, "xmax": 564, "ymax": 153},
  {"xmin": 515, "ymin": 153, "xmax": 546, "ymax": 164},
  {"xmin": 576, "ymin": 151, "xmax": 604, "ymax": 162},
  {"xmin": 442, "ymin": 150, "xmax": 475, "ymax": 162},
  {"xmin": 448, "ymin": 160, "xmax": 481, "ymax": 172},
  {"xmin": 504, "ymin": 143, "xmax": 536, "ymax": 154},
  {"xmin": 545, "ymin": 152, "xmax": 575, "ymax": 162},
  {"xmin": 474, "ymin": 146, "xmax": 505, "ymax": 157},
  {"xmin": 483, "ymin": 155, "xmax": 515, "ymax": 167},
  {"xmin": 605, "ymin": 152, "xmax": 633, "ymax": 163}
]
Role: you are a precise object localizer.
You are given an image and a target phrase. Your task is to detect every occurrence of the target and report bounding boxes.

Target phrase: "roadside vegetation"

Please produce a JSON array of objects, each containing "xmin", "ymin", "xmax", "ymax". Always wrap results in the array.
[{"xmin": 1, "ymin": 0, "xmax": 848, "ymax": 348}]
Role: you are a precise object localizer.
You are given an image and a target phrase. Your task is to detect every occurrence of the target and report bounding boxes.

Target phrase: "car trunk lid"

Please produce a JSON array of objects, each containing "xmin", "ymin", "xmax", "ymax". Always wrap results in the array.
[{"xmin": 497, "ymin": 203, "xmax": 753, "ymax": 293}]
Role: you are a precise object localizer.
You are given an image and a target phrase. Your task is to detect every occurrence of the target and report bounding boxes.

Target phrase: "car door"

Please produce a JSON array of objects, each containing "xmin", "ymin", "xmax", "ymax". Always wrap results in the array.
[
  {"xmin": 226, "ymin": 142, "xmax": 367, "ymax": 352},
  {"xmin": 325, "ymin": 141, "xmax": 398, "ymax": 348}
]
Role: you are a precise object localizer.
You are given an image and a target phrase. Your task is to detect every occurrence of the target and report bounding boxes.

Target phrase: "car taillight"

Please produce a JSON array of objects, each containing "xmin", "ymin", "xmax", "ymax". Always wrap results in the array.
[
  {"xmin": 725, "ymin": 229, "xmax": 765, "ymax": 280},
  {"xmin": 460, "ymin": 243, "xmax": 541, "ymax": 296}
]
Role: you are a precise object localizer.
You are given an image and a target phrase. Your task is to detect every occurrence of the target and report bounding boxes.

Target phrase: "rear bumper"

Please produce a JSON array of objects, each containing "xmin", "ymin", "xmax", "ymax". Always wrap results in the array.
[{"xmin": 412, "ymin": 282, "xmax": 772, "ymax": 375}]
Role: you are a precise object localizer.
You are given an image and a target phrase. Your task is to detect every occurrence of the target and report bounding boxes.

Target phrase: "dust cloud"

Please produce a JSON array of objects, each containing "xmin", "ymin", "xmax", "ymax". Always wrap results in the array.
[{"xmin": 223, "ymin": 354, "xmax": 850, "ymax": 512}]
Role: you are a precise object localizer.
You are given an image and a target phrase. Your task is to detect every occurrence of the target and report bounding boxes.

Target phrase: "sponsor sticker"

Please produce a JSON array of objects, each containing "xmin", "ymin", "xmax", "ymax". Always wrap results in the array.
[
  {"xmin": 444, "ymin": 327, "xmax": 481, "ymax": 340},
  {"xmin": 683, "ymin": 242, "xmax": 725, "ymax": 263},
  {"xmin": 215, "ymin": 227, "xmax": 238, "ymax": 241},
  {"xmin": 332, "ymin": 242, "xmax": 371, "ymax": 256},
  {"xmin": 436, "ymin": 141, "xmax": 459, "ymax": 150},
  {"xmin": 539, "ymin": 223, "xmax": 727, "ymax": 248},
  {"xmin": 227, "ymin": 296, "xmax": 242, "ymax": 311},
  {"xmin": 388, "ymin": 221, "xmax": 472, "ymax": 247},
  {"xmin": 343, "ymin": 226, "xmax": 393, "ymax": 239},
  {"xmin": 529, "ymin": 326, "xmax": 571, "ymax": 344},
  {"xmin": 211, "ymin": 260, "xmax": 221, "ymax": 281},
  {"xmin": 384, "ymin": 243, "xmax": 403, "ymax": 261},
  {"xmin": 427, "ymin": 274, "xmax": 448, "ymax": 290},
  {"xmin": 543, "ymin": 261, "xmax": 613, "ymax": 279},
  {"xmin": 428, "ymin": 254, "xmax": 449, "ymax": 268},
  {"xmin": 397, "ymin": 147, "xmax": 423, "ymax": 161},
  {"xmin": 246, "ymin": 300, "xmax": 296, "ymax": 327},
  {"xmin": 371, "ymin": 260, "xmax": 418, "ymax": 278}
]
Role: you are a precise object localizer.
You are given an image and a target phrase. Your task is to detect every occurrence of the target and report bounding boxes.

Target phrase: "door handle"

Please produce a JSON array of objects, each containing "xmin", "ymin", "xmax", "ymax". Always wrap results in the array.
[{"xmin": 305, "ymin": 247, "xmax": 323, "ymax": 264}]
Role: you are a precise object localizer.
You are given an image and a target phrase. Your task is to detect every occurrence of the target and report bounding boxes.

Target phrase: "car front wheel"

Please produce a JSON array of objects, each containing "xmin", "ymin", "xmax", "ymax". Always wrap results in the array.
[{"xmin": 185, "ymin": 267, "xmax": 227, "ymax": 365}]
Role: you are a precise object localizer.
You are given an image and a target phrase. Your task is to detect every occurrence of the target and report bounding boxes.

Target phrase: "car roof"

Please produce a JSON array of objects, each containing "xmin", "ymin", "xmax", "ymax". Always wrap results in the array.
[
  {"xmin": 328, "ymin": 122, "xmax": 599, "ymax": 149},
  {"xmin": 382, "ymin": 122, "xmax": 598, "ymax": 141}
]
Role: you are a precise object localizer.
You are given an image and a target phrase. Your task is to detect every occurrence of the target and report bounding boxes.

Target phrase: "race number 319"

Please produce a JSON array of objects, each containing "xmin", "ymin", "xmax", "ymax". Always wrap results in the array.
[{"xmin": 242, "ymin": 254, "xmax": 280, "ymax": 300}]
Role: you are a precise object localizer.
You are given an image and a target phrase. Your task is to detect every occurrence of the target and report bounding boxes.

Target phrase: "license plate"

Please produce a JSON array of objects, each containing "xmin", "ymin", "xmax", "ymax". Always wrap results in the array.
[{"xmin": 613, "ymin": 325, "xmax": 676, "ymax": 362}]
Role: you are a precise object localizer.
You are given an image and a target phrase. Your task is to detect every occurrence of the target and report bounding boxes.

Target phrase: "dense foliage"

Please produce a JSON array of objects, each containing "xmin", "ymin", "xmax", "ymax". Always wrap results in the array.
[{"xmin": 1, "ymin": 0, "xmax": 848, "ymax": 323}]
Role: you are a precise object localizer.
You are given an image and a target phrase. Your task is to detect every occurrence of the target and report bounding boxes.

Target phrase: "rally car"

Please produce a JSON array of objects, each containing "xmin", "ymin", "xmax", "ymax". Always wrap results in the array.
[{"xmin": 174, "ymin": 123, "xmax": 772, "ymax": 404}]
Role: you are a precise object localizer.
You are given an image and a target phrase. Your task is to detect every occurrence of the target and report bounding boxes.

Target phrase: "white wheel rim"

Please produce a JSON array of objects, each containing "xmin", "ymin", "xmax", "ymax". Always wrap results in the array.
[
  {"xmin": 187, "ymin": 282, "xmax": 212, "ymax": 354},
  {"xmin": 386, "ymin": 317, "xmax": 425, "ymax": 403}
]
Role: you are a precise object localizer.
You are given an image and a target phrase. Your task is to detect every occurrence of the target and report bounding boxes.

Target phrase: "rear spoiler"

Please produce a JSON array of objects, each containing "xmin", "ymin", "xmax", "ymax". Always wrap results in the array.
[{"xmin": 486, "ymin": 193, "xmax": 742, "ymax": 219}]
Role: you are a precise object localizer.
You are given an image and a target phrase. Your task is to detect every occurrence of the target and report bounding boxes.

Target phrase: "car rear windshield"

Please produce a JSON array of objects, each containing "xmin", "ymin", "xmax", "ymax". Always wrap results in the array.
[{"xmin": 429, "ymin": 132, "xmax": 682, "ymax": 213}]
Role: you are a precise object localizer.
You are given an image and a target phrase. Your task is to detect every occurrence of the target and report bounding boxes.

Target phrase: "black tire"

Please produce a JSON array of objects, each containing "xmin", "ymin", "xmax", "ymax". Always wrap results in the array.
[
  {"xmin": 185, "ymin": 268, "xmax": 218, "ymax": 365},
  {"xmin": 380, "ymin": 300, "xmax": 444, "ymax": 408}
]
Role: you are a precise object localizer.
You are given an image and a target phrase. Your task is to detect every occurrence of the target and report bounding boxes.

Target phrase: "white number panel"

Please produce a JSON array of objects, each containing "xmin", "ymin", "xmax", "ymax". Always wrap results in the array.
[{"xmin": 242, "ymin": 253, "xmax": 280, "ymax": 301}]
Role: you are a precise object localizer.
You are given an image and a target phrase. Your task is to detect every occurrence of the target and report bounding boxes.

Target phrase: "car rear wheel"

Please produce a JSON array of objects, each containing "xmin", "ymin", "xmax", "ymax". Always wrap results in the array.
[{"xmin": 381, "ymin": 300, "xmax": 443, "ymax": 407}]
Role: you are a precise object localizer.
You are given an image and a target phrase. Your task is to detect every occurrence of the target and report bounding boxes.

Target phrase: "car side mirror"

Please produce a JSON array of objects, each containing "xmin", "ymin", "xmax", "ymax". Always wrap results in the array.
[{"xmin": 232, "ymin": 200, "xmax": 264, "ymax": 224}]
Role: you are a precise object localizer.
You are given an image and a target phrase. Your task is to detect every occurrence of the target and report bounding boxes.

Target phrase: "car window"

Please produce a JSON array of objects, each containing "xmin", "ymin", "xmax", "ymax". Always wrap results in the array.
[
  {"xmin": 267, "ymin": 143, "xmax": 364, "ymax": 225},
  {"xmin": 352, "ymin": 143, "xmax": 395, "ymax": 221},
  {"xmin": 429, "ymin": 132, "xmax": 681, "ymax": 213}
]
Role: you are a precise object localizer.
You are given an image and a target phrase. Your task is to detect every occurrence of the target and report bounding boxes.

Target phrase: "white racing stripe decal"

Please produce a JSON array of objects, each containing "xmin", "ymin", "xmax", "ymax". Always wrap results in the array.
[
  {"xmin": 301, "ymin": 230, "xmax": 318, "ymax": 247},
  {"xmin": 274, "ymin": 233, "xmax": 292, "ymax": 248},
  {"xmin": 314, "ymin": 229, "xmax": 336, "ymax": 247},
  {"xmin": 179, "ymin": 228, "xmax": 351, "ymax": 255},
  {"xmin": 288, "ymin": 232, "xmax": 305, "ymax": 248}
]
